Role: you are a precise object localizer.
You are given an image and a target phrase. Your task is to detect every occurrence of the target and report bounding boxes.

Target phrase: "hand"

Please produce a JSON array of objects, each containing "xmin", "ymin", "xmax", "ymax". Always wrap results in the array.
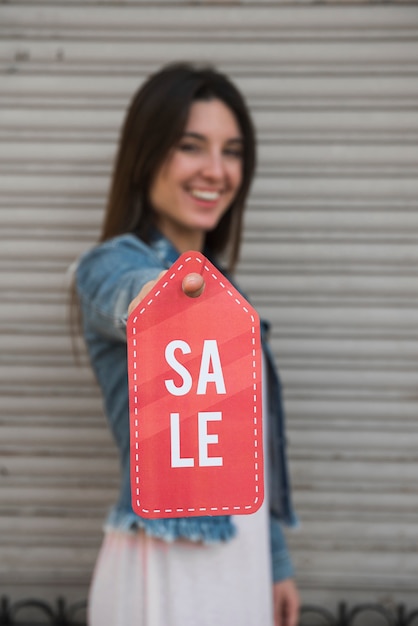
[
  {"xmin": 127, "ymin": 271, "xmax": 205, "ymax": 316},
  {"xmin": 273, "ymin": 578, "xmax": 300, "ymax": 626}
]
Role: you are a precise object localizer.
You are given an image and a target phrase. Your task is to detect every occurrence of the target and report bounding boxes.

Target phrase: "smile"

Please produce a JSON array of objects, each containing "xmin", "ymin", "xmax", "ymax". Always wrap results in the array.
[{"xmin": 190, "ymin": 189, "xmax": 221, "ymax": 201}]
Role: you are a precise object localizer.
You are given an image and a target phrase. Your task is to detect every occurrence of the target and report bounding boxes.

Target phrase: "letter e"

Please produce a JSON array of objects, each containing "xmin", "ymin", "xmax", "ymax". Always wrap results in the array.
[{"xmin": 198, "ymin": 412, "xmax": 223, "ymax": 467}]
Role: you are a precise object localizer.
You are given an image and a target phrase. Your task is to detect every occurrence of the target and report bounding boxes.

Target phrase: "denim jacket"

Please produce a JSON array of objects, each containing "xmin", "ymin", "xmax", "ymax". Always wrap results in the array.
[{"xmin": 75, "ymin": 231, "xmax": 297, "ymax": 582}]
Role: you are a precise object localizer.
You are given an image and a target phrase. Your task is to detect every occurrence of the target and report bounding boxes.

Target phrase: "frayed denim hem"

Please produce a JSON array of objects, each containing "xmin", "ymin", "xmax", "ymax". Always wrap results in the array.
[{"xmin": 105, "ymin": 507, "xmax": 237, "ymax": 544}]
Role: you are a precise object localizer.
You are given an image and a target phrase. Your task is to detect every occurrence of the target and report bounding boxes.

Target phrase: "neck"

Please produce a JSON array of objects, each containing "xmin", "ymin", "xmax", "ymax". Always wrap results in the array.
[{"xmin": 157, "ymin": 223, "xmax": 205, "ymax": 254}]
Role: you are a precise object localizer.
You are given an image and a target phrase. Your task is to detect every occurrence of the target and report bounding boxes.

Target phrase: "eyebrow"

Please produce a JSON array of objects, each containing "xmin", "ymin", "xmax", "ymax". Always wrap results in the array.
[{"xmin": 182, "ymin": 131, "xmax": 243, "ymax": 144}]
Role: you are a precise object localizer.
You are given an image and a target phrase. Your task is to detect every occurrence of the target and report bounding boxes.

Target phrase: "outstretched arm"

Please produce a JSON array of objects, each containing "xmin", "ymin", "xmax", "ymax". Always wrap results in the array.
[{"xmin": 128, "ymin": 271, "xmax": 205, "ymax": 315}]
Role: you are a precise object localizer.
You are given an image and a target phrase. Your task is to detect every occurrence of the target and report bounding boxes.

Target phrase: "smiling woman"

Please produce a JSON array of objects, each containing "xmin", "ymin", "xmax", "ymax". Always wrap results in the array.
[
  {"xmin": 73, "ymin": 62, "xmax": 299, "ymax": 626},
  {"xmin": 98, "ymin": 62, "xmax": 255, "ymax": 273}
]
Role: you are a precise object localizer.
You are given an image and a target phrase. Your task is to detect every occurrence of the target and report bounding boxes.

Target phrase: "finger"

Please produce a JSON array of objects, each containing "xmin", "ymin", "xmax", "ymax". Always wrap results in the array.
[
  {"xmin": 182, "ymin": 272, "xmax": 205, "ymax": 298},
  {"xmin": 156, "ymin": 269, "xmax": 168, "ymax": 282},
  {"xmin": 282, "ymin": 593, "xmax": 299, "ymax": 626},
  {"xmin": 274, "ymin": 593, "xmax": 282, "ymax": 626},
  {"xmin": 288, "ymin": 600, "xmax": 299, "ymax": 626},
  {"xmin": 128, "ymin": 270, "xmax": 167, "ymax": 315}
]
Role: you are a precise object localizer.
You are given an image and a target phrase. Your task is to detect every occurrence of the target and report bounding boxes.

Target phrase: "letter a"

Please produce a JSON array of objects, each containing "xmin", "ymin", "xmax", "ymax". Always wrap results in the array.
[{"xmin": 197, "ymin": 340, "xmax": 226, "ymax": 395}]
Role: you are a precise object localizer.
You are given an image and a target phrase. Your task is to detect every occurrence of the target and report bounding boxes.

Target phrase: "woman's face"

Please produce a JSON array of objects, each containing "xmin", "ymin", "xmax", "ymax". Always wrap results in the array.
[{"xmin": 149, "ymin": 98, "xmax": 243, "ymax": 253}]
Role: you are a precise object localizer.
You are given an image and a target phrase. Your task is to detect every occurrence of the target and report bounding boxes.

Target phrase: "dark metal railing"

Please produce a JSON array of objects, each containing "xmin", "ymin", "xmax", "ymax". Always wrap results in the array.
[
  {"xmin": 0, "ymin": 597, "xmax": 86, "ymax": 626},
  {"xmin": 300, "ymin": 603, "xmax": 418, "ymax": 626},
  {"xmin": 1, "ymin": 597, "xmax": 418, "ymax": 625}
]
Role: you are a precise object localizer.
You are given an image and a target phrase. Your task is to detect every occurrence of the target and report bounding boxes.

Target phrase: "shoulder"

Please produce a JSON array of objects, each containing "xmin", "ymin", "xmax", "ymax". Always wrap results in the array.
[
  {"xmin": 80, "ymin": 234, "xmax": 159, "ymax": 265},
  {"xmin": 77, "ymin": 234, "xmax": 163, "ymax": 273},
  {"xmin": 75, "ymin": 234, "xmax": 164, "ymax": 293}
]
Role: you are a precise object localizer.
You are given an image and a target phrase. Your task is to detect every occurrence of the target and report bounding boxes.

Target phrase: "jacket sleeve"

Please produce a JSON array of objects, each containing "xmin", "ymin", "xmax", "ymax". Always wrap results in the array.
[
  {"xmin": 270, "ymin": 513, "xmax": 295, "ymax": 583},
  {"xmin": 75, "ymin": 238, "xmax": 163, "ymax": 342}
]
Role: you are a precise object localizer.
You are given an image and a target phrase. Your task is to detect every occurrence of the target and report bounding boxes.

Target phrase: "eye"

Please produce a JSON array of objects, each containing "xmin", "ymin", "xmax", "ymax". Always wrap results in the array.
[
  {"xmin": 224, "ymin": 146, "xmax": 243, "ymax": 159},
  {"xmin": 178, "ymin": 141, "xmax": 201, "ymax": 154}
]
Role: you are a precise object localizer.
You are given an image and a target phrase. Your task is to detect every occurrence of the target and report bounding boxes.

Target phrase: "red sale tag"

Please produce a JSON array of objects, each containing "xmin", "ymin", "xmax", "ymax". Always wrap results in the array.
[{"xmin": 127, "ymin": 251, "xmax": 264, "ymax": 518}]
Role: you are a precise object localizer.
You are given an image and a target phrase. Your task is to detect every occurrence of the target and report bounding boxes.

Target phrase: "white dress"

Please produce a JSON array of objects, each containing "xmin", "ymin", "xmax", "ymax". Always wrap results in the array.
[{"xmin": 88, "ymin": 360, "xmax": 274, "ymax": 626}]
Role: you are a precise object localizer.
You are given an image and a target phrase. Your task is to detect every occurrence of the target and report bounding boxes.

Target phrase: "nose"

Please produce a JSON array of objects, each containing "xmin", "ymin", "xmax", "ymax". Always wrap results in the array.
[{"xmin": 202, "ymin": 150, "xmax": 225, "ymax": 180}]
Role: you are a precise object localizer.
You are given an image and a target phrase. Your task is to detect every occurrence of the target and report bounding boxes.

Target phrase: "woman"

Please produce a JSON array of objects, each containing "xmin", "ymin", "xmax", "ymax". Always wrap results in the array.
[{"xmin": 75, "ymin": 62, "xmax": 299, "ymax": 626}]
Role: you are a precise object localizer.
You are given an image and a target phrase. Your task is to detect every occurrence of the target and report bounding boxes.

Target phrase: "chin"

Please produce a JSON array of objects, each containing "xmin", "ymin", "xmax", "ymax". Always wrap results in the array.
[{"xmin": 200, "ymin": 222, "xmax": 222, "ymax": 234}]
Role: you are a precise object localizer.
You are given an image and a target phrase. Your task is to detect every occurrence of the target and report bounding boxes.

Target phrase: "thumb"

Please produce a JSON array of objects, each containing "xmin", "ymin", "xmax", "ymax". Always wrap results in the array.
[{"xmin": 182, "ymin": 273, "xmax": 205, "ymax": 298}]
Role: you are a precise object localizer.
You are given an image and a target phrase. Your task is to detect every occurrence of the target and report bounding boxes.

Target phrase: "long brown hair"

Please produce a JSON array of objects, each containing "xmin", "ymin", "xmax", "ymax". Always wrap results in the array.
[{"xmin": 100, "ymin": 62, "xmax": 256, "ymax": 272}]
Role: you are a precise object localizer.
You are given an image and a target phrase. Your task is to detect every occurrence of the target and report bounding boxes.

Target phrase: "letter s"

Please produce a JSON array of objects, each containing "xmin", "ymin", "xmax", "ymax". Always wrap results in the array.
[{"xmin": 164, "ymin": 340, "xmax": 192, "ymax": 396}]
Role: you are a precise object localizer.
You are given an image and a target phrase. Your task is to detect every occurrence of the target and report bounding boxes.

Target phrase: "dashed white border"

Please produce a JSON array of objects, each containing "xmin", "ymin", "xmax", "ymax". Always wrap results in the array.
[{"xmin": 130, "ymin": 254, "xmax": 261, "ymax": 515}]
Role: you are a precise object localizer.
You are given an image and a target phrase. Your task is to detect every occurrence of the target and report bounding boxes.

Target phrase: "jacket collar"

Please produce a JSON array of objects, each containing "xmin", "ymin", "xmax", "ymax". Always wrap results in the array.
[{"xmin": 148, "ymin": 229, "xmax": 181, "ymax": 268}]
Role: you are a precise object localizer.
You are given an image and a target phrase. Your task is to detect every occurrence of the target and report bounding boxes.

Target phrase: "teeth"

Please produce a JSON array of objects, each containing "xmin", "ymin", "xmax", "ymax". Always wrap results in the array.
[{"xmin": 190, "ymin": 189, "xmax": 220, "ymax": 201}]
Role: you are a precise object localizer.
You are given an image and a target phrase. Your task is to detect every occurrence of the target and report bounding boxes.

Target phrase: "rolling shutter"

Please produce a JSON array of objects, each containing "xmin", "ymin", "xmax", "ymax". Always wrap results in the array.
[{"xmin": 1, "ymin": 2, "xmax": 417, "ymax": 608}]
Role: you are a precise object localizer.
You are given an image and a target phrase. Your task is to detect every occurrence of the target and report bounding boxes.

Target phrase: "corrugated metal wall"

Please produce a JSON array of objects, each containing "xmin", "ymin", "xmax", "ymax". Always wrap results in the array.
[{"xmin": 1, "ymin": 1, "xmax": 418, "ymax": 610}]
